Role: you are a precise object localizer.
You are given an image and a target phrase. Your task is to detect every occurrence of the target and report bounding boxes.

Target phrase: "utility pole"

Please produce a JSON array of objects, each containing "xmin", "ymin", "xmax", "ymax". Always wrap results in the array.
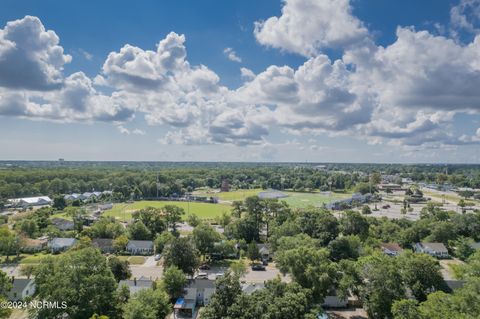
[{"xmin": 156, "ymin": 172, "xmax": 159, "ymax": 199}]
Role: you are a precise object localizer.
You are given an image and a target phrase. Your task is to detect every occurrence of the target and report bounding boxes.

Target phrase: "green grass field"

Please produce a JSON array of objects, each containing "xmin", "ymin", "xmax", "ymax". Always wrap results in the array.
[
  {"xmin": 193, "ymin": 188, "xmax": 262, "ymax": 202},
  {"xmin": 281, "ymin": 191, "xmax": 350, "ymax": 209},
  {"xmin": 104, "ymin": 200, "xmax": 231, "ymax": 221}
]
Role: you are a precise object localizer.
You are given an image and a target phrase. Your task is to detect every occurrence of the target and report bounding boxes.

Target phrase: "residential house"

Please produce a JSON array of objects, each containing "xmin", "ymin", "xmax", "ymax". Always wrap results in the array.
[
  {"xmin": 414, "ymin": 242, "xmax": 449, "ymax": 258},
  {"xmin": 241, "ymin": 282, "xmax": 265, "ymax": 295},
  {"xmin": 21, "ymin": 238, "xmax": 47, "ymax": 253},
  {"xmin": 7, "ymin": 278, "xmax": 36, "ymax": 301},
  {"xmin": 257, "ymin": 243, "xmax": 271, "ymax": 261},
  {"xmin": 92, "ymin": 238, "xmax": 115, "ymax": 254},
  {"xmin": 126, "ymin": 240, "xmax": 154, "ymax": 255},
  {"xmin": 380, "ymin": 243, "xmax": 403, "ymax": 257},
  {"xmin": 470, "ymin": 242, "xmax": 480, "ymax": 250},
  {"xmin": 51, "ymin": 218, "xmax": 75, "ymax": 231},
  {"xmin": 64, "ymin": 193, "xmax": 80, "ymax": 201},
  {"xmin": 118, "ymin": 276, "xmax": 154, "ymax": 295},
  {"xmin": 47, "ymin": 237, "xmax": 77, "ymax": 253},
  {"xmin": 7, "ymin": 196, "xmax": 52, "ymax": 208},
  {"xmin": 322, "ymin": 289, "xmax": 348, "ymax": 308},
  {"xmin": 174, "ymin": 279, "xmax": 216, "ymax": 318}
]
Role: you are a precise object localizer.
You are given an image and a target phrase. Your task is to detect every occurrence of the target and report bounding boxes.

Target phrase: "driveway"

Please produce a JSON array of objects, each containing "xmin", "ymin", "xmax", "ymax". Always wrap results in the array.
[{"xmin": 130, "ymin": 256, "xmax": 163, "ymax": 280}]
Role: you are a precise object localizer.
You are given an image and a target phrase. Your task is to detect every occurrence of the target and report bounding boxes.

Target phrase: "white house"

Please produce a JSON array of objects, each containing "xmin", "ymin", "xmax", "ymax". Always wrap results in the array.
[{"xmin": 7, "ymin": 278, "xmax": 36, "ymax": 301}]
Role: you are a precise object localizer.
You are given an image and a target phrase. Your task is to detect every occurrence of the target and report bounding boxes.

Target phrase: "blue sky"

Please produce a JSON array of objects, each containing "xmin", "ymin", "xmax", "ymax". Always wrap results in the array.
[{"xmin": 0, "ymin": 0, "xmax": 479, "ymax": 162}]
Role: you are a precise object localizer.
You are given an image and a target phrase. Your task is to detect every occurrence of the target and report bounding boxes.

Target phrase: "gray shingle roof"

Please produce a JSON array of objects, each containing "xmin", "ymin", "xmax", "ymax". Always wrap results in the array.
[
  {"xmin": 48, "ymin": 237, "xmax": 77, "ymax": 248},
  {"xmin": 127, "ymin": 240, "xmax": 153, "ymax": 250},
  {"xmin": 7, "ymin": 279, "xmax": 34, "ymax": 300}
]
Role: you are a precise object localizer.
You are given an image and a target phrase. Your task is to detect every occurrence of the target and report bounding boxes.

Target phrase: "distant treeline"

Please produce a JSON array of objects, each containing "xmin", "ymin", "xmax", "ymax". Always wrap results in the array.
[{"xmin": 1, "ymin": 162, "xmax": 480, "ymax": 200}]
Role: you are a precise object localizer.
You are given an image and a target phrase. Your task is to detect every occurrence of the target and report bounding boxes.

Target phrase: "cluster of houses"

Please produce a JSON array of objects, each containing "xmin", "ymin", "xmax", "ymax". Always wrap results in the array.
[
  {"xmin": 6, "ymin": 196, "xmax": 52, "ymax": 208},
  {"xmin": 22, "ymin": 237, "xmax": 154, "ymax": 255},
  {"xmin": 64, "ymin": 191, "xmax": 112, "ymax": 201}
]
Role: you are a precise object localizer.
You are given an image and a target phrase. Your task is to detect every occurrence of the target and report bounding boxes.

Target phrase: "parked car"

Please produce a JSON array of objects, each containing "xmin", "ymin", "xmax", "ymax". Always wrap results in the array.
[
  {"xmin": 195, "ymin": 272, "xmax": 208, "ymax": 279},
  {"xmin": 382, "ymin": 204, "xmax": 391, "ymax": 209},
  {"xmin": 199, "ymin": 263, "xmax": 211, "ymax": 270},
  {"xmin": 262, "ymin": 259, "xmax": 269, "ymax": 266},
  {"xmin": 251, "ymin": 264, "xmax": 266, "ymax": 271},
  {"xmin": 154, "ymin": 254, "xmax": 161, "ymax": 261},
  {"xmin": 215, "ymin": 273, "xmax": 224, "ymax": 279}
]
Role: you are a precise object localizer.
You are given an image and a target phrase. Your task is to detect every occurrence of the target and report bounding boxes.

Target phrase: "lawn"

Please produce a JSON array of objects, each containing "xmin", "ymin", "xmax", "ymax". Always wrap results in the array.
[
  {"xmin": 50, "ymin": 212, "xmax": 73, "ymax": 220},
  {"xmin": 104, "ymin": 200, "xmax": 231, "ymax": 222},
  {"xmin": 281, "ymin": 191, "xmax": 351, "ymax": 209},
  {"xmin": 193, "ymin": 188, "xmax": 262, "ymax": 202},
  {"xmin": 118, "ymin": 256, "xmax": 146, "ymax": 265},
  {"xmin": 19, "ymin": 252, "xmax": 58, "ymax": 264}
]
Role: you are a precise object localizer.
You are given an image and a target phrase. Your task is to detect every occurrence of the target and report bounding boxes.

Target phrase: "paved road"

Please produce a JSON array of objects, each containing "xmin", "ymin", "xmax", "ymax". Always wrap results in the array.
[{"xmin": 195, "ymin": 263, "xmax": 290, "ymax": 283}]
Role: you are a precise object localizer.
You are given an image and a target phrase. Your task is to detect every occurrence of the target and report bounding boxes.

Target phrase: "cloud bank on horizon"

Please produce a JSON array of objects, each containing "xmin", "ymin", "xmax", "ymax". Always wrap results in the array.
[{"xmin": 1, "ymin": 0, "xmax": 480, "ymax": 156}]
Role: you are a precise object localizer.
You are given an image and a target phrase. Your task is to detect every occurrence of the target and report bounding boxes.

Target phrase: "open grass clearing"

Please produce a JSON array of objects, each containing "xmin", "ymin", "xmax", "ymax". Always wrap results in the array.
[
  {"xmin": 104, "ymin": 200, "xmax": 231, "ymax": 222},
  {"xmin": 281, "ymin": 191, "xmax": 351, "ymax": 209},
  {"xmin": 193, "ymin": 188, "xmax": 263, "ymax": 202}
]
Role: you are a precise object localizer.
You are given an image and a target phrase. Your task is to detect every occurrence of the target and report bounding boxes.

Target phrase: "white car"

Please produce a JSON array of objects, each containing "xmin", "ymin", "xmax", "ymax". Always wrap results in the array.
[
  {"xmin": 214, "ymin": 273, "xmax": 224, "ymax": 279},
  {"xmin": 154, "ymin": 254, "xmax": 161, "ymax": 261},
  {"xmin": 195, "ymin": 272, "xmax": 208, "ymax": 279}
]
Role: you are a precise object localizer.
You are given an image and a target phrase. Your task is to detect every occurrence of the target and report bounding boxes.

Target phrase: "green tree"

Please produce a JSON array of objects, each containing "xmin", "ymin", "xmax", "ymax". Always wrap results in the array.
[
  {"xmin": 327, "ymin": 235, "xmax": 361, "ymax": 261},
  {"xmin": 357, "ymin": 253, "xmax": 405, "ymax": 319},
  {"xmin": 154, "ymin": 231, "xmax": 175, "ymax": 253},
  {"xmin": 33, "ymin": 247, "xmax": 117, "ymax": 319},
  {"xmin": 340, "ymin": 210, "xmax": 370, "ymax": 240},
  {"xmin": 202, "ymin": 272, "xmax": 242, "ymax": 319},
  {"xmin": 132, "ymin": 207, "xmax": 167, "ymax": 236},
  {"xmin": 127, "ymin": 221, "xmax": 152, "ymax": 240},
  {"xmin": 113, "ymin": 235, "xmax": 129, "ymax": 252},
  {"xmin": 186, "ymin": 214, "xmax": 201, "ymax": 227},
  {"xmin": 0, "ymin": 270, "xmax": 12, "ymax": 319},
  {"xmin": 123, "ymin": 288, "xmax": 170, "ymax": 319},
  {"xmin": 276, "ymin": 246, "xmax": 337, "ymax": 303},
  {"xmin": 297, "ymin": 208, "xmax": 339, "ymax": 245},
  {"xmin": 0, "ymin": 226, "xmax": 20, "ymax": 261},
  {"xmin": 398, "ymin": 252, "xmax": 444, "ymax": 302},
  {"xmin": 53, "ymin": 195, "xmax": 67, "ymax": 210},
  {"xmin": 163, "ymin": 237, "xmax": 199, "ymax": 276},
  {"xmin": 108, "ymin": 256, "xmax": 131, "ymax": 282},
  {"xmin": 246, "ymin": 241, "xmax": 261, "ymax": 261},
  {"xmin": 361, "ymin": 205, "xmax": 372, "ymax": 215},
  {"xmin": 88, "ymin": 217, "xmax": 125, "ymax": 239},
  {"xmin": 392, "ymin": 299, "xmax": 422, "ymax": 319},
  {"xmin": 164, "ymin": 205, "xmax": 185, "ymax": 234},
  {"xmin": 192, "ymin": 223, "xmax": 221, "ymax": 257},
  {"xmin": 162, "ymin": 266, "xmax": 187, "ymax": 300},
  {"xmin": 229, "ymin": 260, "xmax": 247, "ymax": 277},
  {"xmin": 16, "ymin": 218, "xmax": 38, "ymax": 237},
  {"xmin": 231, "ymin": 201, "xmax": 244, "ymax": 218}
]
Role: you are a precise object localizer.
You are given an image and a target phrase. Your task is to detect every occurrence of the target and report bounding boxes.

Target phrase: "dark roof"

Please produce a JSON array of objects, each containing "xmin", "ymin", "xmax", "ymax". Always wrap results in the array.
[
  {"xmin": 48, "ymin": 237, "xmax": 76, "ymax": 248},
  {"xmin": 380, "ymin": 243, "xmax": 403, "ymax": 252},
  {"xmin": 127, "ymin": 240, "xmax": 153, "ymax": 249},
  {"xmin": 51, "ymin": 218, "xmax": 74, "ymax": 227},
  {"xmin": 7, "ymin": 279, "xmax": 34, "ymax": 299},
  {"xmin": 444, "ymin": 280, "xmax": 466, "ymax": 292},
  {"xmin": 187, "ymin": 279, "xmax": 215, "ymax": 289},
  {"xmin": 92, "ymin": 238, "xmax": 114, "ymax": 249},
  {"xmin": 420, "ymin": 242, "xmax": 448, "ymax": 253}
]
